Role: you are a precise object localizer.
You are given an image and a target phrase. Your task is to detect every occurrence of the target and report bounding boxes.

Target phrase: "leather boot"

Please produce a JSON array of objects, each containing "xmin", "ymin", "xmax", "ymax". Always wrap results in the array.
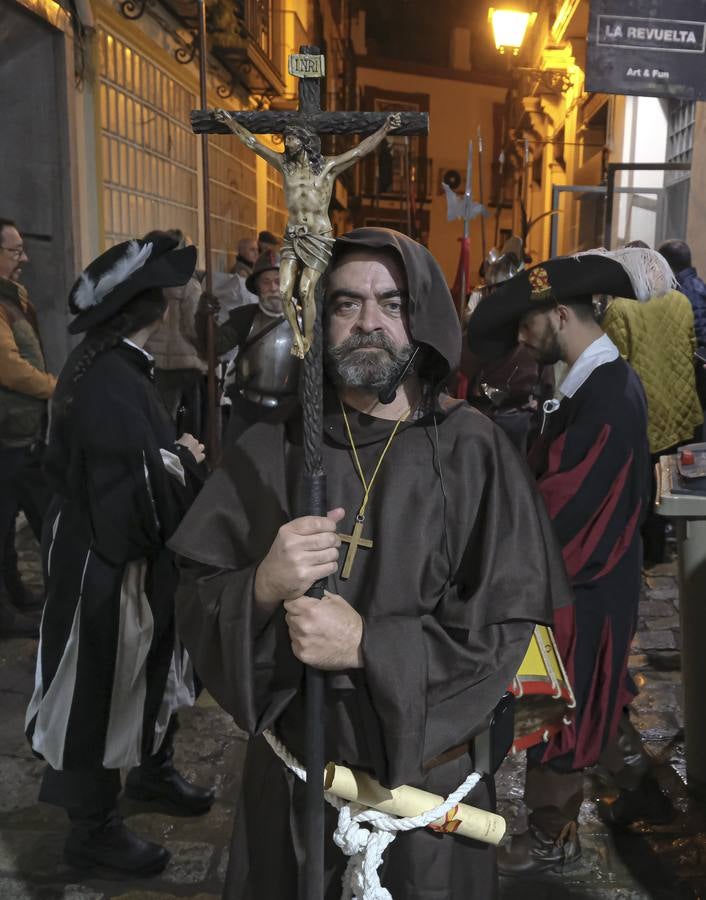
[
  {"xmin": 125, "ymin": 717, "xmax": 215, "ymax": 815},
  {"xmin": 498, "ymin": 821, "xmax": 581, "ymax": 877},
  {"xmin": 124, "ymin": 764, "xmax": 215, "ymax": 815},
  {"xmin": 0, "ymin": 589, "xmax": 39, "ymax": 638},
  {"xmin": 64, "ymin": 810, "xmax": 169, "ymax": 877}
]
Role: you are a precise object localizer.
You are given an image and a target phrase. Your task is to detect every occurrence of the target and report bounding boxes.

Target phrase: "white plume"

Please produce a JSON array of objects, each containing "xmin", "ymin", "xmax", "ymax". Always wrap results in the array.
[
  {"xmin": 573, "ymin": 247, "xmax": 677, "ymax": 302},
  {"xmin": 73, "ymin": 240, "xmax": 154, "ymax": 310}
]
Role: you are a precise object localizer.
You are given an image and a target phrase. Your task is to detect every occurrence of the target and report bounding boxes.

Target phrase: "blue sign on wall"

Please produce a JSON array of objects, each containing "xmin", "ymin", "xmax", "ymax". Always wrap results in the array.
[{"xmin": 587, "ymin": 0, "xmax": 706, "ymax": 100}]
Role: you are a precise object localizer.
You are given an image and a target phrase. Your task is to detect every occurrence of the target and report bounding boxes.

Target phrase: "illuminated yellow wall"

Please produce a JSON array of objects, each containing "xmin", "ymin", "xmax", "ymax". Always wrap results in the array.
[{"xmin": 356, "ymin": 66, "xmax": 511, "ymax": 285}]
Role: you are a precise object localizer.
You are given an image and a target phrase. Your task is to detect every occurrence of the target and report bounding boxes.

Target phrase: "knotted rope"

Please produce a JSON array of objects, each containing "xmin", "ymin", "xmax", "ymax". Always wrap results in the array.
[{"xmin": 263, "ymin": 730, "xmax": 482, "ymax": 900}]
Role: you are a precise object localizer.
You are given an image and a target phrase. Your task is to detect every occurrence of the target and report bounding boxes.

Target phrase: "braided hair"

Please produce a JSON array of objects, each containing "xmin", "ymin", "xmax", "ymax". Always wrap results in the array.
[{"xmin": 53, "ymin": 287, "xmax": 167, "ymax": 422}]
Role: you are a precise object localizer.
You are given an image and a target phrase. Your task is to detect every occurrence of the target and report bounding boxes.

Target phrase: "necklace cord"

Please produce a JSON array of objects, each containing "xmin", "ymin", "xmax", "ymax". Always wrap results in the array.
[{"xmin": 340, "ymin": 402, "xmax": 409, "ymax": 518}]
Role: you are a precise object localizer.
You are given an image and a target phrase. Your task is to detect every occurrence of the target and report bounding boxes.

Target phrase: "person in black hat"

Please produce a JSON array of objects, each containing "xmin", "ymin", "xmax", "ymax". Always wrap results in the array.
[
  {"xmin": 257, "ymin": 229, "xmax": 281, "ymax": 254},
  {"xmin": 197, "ymin": 248, "xmax": 300, "ymax": 442},
  {"xmin": 25, "ymin": 235, "xmax": 215, "ymax": 878},
  {"xmin": 468, "ymin": 248, "xmax": 672, "ymax": 874},
  {"xmin": 460, "ymin": 235, "xmax": 550, "ymax": 455}
]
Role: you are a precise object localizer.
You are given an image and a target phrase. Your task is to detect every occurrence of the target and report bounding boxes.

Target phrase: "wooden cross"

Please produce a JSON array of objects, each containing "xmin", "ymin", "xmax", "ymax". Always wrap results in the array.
[
  {"xmin": 339, "ymin": 517, "xmax": 373, "ymax": 580},
  {"xmin": 191, "ymin": 45, "xmax": 428, "ymax": 141}
]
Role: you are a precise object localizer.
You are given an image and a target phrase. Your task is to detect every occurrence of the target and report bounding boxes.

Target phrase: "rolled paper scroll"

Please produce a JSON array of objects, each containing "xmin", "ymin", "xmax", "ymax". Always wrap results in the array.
[{"xmin": 324, "ymin": 763, "xmax": 506, "ymax": 846}]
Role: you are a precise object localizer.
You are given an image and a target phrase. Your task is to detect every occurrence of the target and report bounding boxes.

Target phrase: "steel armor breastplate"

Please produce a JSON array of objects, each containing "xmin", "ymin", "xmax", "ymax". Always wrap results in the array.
[{"xmin": 235, "ymin": 307, "xmax": 300, "ymax": 406}]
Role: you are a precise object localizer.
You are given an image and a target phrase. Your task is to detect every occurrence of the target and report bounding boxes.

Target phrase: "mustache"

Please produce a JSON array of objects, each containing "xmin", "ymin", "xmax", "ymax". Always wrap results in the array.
[{"xmin": 328, "ymin": 332, "xmax": 396, "ymax": 358}]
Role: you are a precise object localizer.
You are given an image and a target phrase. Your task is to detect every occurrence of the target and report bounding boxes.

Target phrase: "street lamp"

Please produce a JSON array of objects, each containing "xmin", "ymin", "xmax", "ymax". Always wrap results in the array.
[{"xmin": 488, "ymin": 7, "xmax": 536, "ymax": 55}]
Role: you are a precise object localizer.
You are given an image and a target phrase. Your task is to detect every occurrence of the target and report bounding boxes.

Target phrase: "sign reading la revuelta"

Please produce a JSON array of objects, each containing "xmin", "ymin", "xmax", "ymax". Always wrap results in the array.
[{"xmin": 587, "ymin": 0, "xmax": 706, "ymax": 100}]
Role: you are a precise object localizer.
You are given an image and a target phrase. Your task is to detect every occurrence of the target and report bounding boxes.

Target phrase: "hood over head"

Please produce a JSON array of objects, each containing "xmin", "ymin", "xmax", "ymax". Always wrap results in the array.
[{"xmin": 329, "ymin": 228, "xmax": 461, "ymax": 388}]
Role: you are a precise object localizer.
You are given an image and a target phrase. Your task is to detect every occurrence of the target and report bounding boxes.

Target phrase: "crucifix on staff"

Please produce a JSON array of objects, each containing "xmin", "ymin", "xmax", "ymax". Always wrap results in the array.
[
  {"xmin": 191, "ymin": 45, "xmax": 429, "ymax": 900},
  {"xmin": 191, "ymin": 45, "xmax": 428, "ymax": 361}
]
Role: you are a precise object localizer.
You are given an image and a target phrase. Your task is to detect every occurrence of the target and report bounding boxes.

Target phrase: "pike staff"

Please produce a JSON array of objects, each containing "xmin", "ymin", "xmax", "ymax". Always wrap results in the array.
[{"xmin": 195, "ymin": 0, "xmax": 220, "ymax": 464}]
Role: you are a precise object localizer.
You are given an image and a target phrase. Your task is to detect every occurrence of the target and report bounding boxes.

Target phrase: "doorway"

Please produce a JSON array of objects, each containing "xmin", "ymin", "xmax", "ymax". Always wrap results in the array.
[{"xmin": 0, "ymin": 1, "xmax": 77, "ymax": 371}]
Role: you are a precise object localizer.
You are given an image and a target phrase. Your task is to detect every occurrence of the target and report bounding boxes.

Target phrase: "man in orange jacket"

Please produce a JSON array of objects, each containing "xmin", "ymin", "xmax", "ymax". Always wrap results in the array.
[{"xmin": 0, "ymin": 218, "xmax": 56, "ymax": 637}]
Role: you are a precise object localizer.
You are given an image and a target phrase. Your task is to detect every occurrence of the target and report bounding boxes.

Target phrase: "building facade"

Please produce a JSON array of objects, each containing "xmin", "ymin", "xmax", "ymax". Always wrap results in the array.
[
  {"xmin": 1, "ymin": 0, "xmax": 354, "ymax": 369},
  {"xmin": 494, "ymin": 0, "xmax": 704, "ymax": 267}
]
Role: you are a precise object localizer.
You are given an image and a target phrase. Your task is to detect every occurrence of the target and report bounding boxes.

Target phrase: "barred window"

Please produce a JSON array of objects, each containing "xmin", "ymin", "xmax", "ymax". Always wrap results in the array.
[
  {"xmin": 666, "ymin": 100, "xmax": 696, "ymax": 164},
  {"xmin": 267, "ymin": 166, "xmax": 287, "ymax": 240},
  {"xmin": 98, "ymin": 29, "xmax": 199, "ymax": 247}
]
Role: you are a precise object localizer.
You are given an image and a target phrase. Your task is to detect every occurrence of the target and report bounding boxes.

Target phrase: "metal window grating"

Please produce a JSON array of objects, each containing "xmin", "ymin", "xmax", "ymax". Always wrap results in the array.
[
  {"xmin": 667, "ymin": 100, "xmax": 696, "ymax": 165},
  {"xmin": 209, "ymin": 133, "xmax": 257, "ymax": 272},
  {"xmin": 98, "ymin": 28, "xmax": 199, "ymax": 247},
  {"xmin": 266, "ymin": 166, "xmax": 287, "ymax": 239}
]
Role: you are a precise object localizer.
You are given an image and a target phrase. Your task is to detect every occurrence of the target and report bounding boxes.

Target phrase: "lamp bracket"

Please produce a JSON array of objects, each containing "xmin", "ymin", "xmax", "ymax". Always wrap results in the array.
[{"xmin": 515, "ymin": 67, "xmax": 573, "ymax": 94}]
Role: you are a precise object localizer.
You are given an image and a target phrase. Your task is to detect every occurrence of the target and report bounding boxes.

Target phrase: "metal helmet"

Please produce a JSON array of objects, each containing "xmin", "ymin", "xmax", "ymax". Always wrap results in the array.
[{"xmin": 484, "ymin": 236, "xmax": 525, "ymax": 288}]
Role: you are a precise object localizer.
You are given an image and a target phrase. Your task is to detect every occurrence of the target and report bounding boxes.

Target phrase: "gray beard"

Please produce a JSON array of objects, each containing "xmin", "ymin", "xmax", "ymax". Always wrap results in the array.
[{"xmin": 324, "ymin": 332, "xmax": 415, "ymax": 392}]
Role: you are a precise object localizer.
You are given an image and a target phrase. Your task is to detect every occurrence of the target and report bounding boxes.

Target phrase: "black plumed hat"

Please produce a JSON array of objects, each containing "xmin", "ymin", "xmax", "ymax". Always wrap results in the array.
[
  {"xmin": 67, "ymin": 235, "xmax": 197, "ymax": 335},
  {"xmin": 467, "ymin": 247, "xmax": 676, "ymax": 358}
]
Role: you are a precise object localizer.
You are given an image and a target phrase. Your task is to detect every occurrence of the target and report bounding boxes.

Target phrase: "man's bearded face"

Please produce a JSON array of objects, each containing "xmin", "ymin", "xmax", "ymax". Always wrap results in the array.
[
  {"xmin": 324, "ymin": 252, "xmax": 416, "ymax": 391},
  {"xmin": 256, "ymin": 270, "xmax": 281, "ymax": 314},
  {"xmin": 325, "ymin": 331, "xmax": 415, "ymax": 391},
  {"xmin": 518, "ymin": 309, "xmax": 564, "ymax": 365}
]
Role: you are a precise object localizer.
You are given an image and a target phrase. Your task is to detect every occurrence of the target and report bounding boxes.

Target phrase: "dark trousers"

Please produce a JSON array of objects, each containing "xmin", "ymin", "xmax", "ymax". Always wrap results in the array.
[
  {"xmin": 0, "ymin": 445, "xmax": 50, "ymax": 591},
  {"xmin": 524, "ymin": 712, "xmax": 649, "ymax": 837},
  {"xmin": 39, "ymin": 715, "xmax": 179, "ymax": 821},
  {"xmin": 154, "ymin": 369, "xmax": 204, "ymax": 440}
]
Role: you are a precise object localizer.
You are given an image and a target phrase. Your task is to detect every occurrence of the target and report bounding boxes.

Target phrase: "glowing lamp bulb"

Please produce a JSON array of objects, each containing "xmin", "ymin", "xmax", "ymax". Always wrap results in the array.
[{"xmin": 489, "ymin": 8, "xmax": 534, "ymax": 55}]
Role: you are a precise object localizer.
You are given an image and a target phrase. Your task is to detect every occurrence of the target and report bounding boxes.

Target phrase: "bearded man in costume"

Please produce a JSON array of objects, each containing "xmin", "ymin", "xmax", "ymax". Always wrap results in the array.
[
  {"xmin": 170, "ymin": 228, "xmax": 570, "ymax": 898},
  {"xmin": 468, "ymin": 247, "xmax": 673, "ymax": 875}
]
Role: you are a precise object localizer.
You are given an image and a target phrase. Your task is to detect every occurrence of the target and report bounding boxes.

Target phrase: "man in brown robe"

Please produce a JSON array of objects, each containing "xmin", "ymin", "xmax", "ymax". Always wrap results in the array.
[{"xmin": 169, "ymin": 228, "xmax": 570, "ymax": 899}]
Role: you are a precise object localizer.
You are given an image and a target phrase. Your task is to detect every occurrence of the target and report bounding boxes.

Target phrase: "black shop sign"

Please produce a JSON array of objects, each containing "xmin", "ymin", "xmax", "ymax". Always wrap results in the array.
[{"xmin": 587, "ymin": 0, "xmax": 706, "ymax": 100}]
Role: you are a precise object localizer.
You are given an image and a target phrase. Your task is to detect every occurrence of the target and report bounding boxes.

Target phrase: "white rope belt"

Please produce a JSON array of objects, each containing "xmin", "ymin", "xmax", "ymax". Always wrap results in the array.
[{"xmin": 263, "ymin": 730, "xmax": 482, "ymax": 900}]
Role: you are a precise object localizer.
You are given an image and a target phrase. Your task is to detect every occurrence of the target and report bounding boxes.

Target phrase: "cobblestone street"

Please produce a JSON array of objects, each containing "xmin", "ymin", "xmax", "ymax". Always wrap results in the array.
[{"xmin": 1, "ymin": 524, "xmax": 704, "ymax": 899}]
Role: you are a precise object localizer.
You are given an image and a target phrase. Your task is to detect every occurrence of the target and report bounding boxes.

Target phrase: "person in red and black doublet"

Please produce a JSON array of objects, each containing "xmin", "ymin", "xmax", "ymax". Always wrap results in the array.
[
  {"xmin": 530, "ymin": 359, "xmax": 649, "ymax": 765},
  {"xmin": 468, "ymin": 247, "xmax": 675, "ymax": 875}
]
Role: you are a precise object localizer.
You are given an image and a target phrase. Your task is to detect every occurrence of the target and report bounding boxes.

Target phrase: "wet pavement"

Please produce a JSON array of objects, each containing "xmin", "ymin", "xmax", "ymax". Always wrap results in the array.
[{"xmin": 1, "ymin": 523, "xmax": 704, "ymax": 899}]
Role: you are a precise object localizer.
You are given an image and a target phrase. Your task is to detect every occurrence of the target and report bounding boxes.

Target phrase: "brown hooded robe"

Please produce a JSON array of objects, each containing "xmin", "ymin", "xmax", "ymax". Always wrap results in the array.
[{"xmin": 169, "ymin": 229, "xmax": 570, "ymax": 899}]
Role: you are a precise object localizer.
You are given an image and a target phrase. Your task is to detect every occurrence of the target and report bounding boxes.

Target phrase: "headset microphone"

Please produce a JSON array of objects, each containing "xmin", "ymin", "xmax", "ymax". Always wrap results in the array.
[{"xmin": 377, "ymin": 347, "xmax": 420, "ymax": 405}]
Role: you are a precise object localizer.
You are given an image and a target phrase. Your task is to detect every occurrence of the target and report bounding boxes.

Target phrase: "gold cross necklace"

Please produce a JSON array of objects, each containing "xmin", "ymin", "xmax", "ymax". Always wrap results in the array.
[{"xmin": 338, "ymin": 400, "xmax": 410, "ymax": 579}]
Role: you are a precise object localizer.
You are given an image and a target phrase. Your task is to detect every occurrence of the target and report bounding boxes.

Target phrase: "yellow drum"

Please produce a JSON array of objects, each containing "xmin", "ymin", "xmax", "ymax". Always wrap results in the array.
[{"xmin": 509, "ymin": 624, "xmax": 576, "ymax": 753}]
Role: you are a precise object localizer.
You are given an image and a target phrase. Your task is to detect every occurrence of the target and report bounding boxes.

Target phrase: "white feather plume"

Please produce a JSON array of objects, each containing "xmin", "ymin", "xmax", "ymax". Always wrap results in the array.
[
  {"xmin": 573, "ymin": 247, "xmax": 676, "ymax": 302},
  {"xmin": 73, "ymin": 240, "xmax": 154, "ymax": 311}
]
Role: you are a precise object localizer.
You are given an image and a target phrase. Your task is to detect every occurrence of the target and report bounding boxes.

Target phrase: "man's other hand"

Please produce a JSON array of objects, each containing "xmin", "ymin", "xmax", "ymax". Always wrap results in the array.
[
  {"xmin": 254, "ymin": 509, "xmax": 344, "ymax": 607},
  {"xmin": 284, "ymin": 591, "xmax": 363, "ymax": 670},
  {"xmin": 199, "ymin": 291, "xmax": 220, "ymax": 316}
]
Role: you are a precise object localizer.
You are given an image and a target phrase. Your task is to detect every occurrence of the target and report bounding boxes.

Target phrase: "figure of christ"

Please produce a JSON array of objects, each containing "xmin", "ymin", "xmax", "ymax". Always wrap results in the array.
[{"xmin": 214, "ymin": 109, "xmax": 402, "ymax": 358}]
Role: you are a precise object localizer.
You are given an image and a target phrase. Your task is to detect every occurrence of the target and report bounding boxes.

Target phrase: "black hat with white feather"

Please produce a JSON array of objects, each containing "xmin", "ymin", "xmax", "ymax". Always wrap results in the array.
[
  {"xmin": 467, "ymin": 246, "xmax": 677, "ymax": 358},
  {"xmin": 67, "ymin": 234, "xmax": 197, "ymax": 335}
]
